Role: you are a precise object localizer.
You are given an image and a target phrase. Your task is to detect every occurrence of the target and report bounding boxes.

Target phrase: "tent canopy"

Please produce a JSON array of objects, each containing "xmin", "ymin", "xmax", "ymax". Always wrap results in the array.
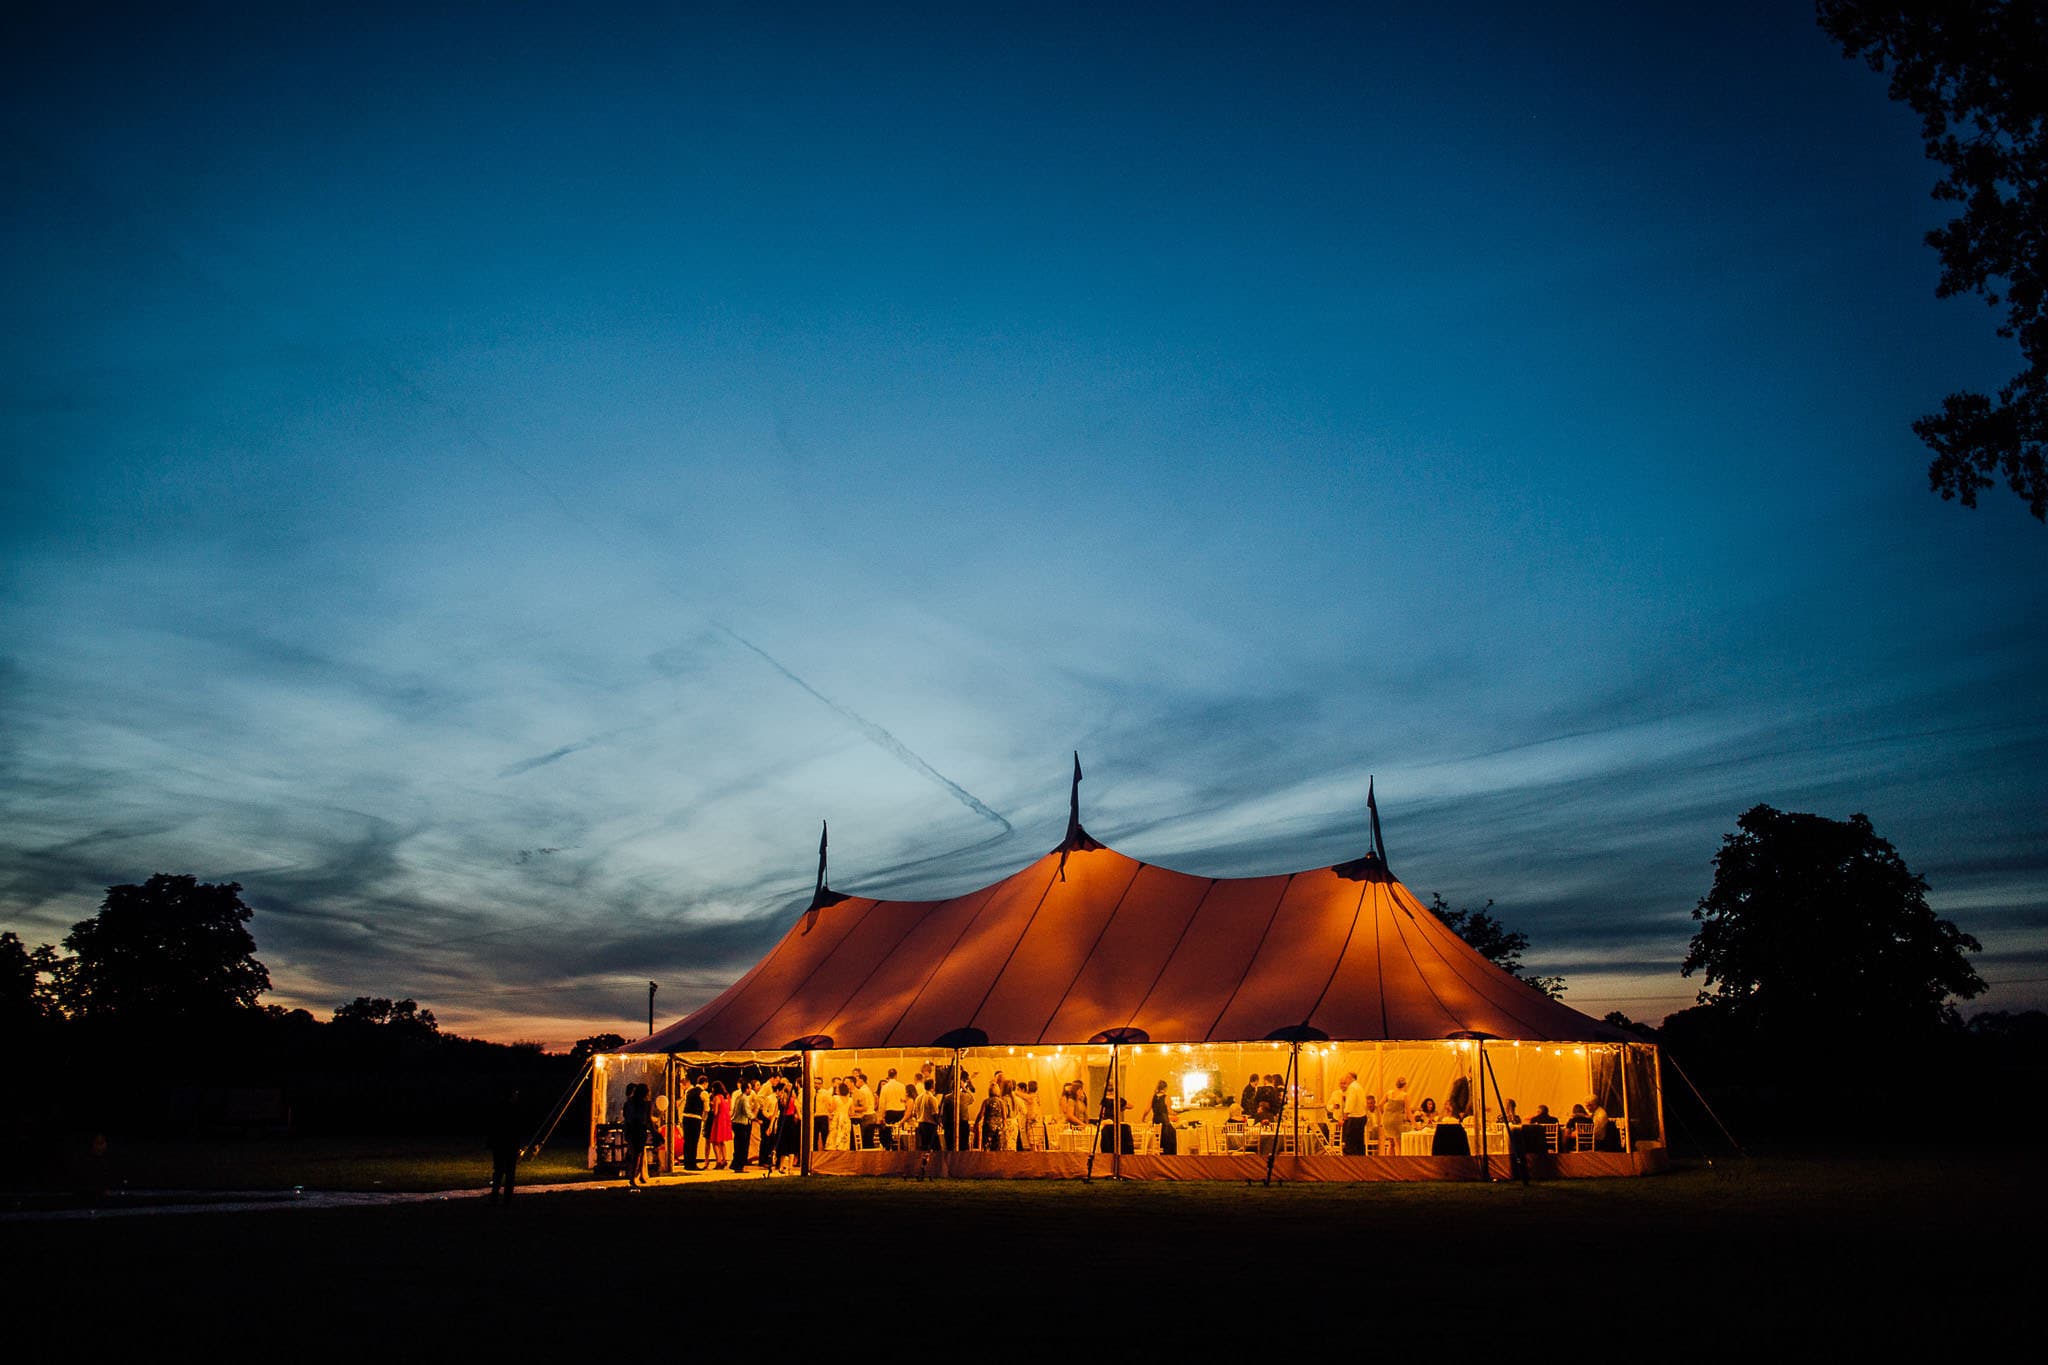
[{"xmin": 626, "ymin": 836, "xmax": 1630, "ymax": 1054}]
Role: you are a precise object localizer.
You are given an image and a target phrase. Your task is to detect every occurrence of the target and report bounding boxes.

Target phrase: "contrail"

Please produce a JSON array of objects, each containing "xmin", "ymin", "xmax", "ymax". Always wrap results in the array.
[
  {"xmin": 25, "ymin": 144, "xmax": 1012, "ymax": 842},
  {"xmin": 714, "ymin": 624, "xmax": 1014, "ymax": 835}
]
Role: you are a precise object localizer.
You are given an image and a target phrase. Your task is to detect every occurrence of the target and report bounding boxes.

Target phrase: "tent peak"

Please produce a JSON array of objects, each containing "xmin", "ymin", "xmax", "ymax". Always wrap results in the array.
[
  {"xmin": 1368, "ymin": 776, "xmax": 1388, "ymax": 865},
  {"xmin": 1056, "ymin": 750, "xmax": 1104, "ymax": 858},
  {"xmin": 803, "ymin": 819, "xmax": 848, "ymax": 920}
]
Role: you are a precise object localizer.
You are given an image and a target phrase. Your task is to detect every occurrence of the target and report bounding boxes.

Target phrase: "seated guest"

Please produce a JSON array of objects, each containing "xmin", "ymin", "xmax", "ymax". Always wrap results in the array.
[
  {"xmin": 1528, "ymin": 1104, "xmax": 1558, "ymax": 1126},
  {"xmin": 1241, "ymin": 1073, "xmax": 1261, "ymax": 1117},
  {"xmin": 1417, "ymin": 1097, "xmax": 1440, "ymax": 1123},
  {"xmin": 1499, "ymin": 1098, "xmax": 1522, "ymax": 1126},
  {"xmin": 1099, "ymin": 1097, "xmax": 1135, "ymax": 1154},
  {"xmin": 1586, "ymin": 1099, "xmax": 1622, "ymax": 1151},
  {"xmin": 1565, "ymin": 1103, "xmax": 1594, "ymax": 1148}
]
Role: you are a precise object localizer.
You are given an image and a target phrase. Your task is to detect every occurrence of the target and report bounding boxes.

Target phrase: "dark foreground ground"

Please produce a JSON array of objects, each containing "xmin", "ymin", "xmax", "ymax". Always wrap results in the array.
[{"xmin": 3, "ymin": 1146, "xmax": 2034, "ymax": 1352}]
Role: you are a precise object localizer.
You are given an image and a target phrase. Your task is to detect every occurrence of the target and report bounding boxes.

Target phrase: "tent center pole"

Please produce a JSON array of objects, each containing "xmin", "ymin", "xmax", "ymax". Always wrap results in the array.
[
  {"xmin": 1476, "ymin": 1042, "xmax": 1487, "ymax": 1179},
  {"xmin": 1109, "ymin": 1043, "xmax": 1120, "ymax": 1180},
  {"xmin": 1291, "ymin": 1041, "xmax": 1301, "ymax": 1164},
  {"xmin": 800, "ymin": 1049, "xmax": 813, "ymax": 1177}
]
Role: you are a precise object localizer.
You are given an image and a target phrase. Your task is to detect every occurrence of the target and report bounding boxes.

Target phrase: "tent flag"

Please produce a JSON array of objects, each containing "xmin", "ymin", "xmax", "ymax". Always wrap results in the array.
[
  {"xmin": 814, "ymin": 820, "xmax": 829, "ymax": 902},
  {"xmin": 802, "ymin": 819, "xmax": 848, "ymax": 927},
  {"xmin": 1368, "ymin": 776, "xmax": 1387, "ymax": 864},
  {"xmin": 1067, "ymin": 752, "xmax": 1083, "ymax": 840},
  {"xmin": 1059, "ymin": 751, "xmax": 1085, "ymax": 879}
]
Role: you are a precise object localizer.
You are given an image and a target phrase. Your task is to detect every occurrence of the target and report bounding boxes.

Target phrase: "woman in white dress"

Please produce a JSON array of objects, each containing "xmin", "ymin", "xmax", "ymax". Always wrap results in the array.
[
  {"xmin": 1382, "ymin": 1076, "xmax": 1411, "ymax": 1153},
  {"xmin": 828, "ymin": 1079, "xmax": 853, "ymax": 1151}
]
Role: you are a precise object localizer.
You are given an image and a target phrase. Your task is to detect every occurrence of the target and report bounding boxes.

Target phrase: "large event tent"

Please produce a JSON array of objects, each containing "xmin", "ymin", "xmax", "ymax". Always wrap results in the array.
[{"xmin": 596, "ymin": 780, "xmax": 1666, "ymax": 1181}]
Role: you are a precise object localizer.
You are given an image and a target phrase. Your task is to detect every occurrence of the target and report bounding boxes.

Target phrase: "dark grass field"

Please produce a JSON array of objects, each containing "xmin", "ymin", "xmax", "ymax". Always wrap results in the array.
[{"xmin": 4, "ymin": 1146, "xmax": 2035, "ymax": 1352}]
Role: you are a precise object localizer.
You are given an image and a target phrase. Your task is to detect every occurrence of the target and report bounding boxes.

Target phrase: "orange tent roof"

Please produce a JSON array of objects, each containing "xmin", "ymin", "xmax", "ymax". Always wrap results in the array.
[{"xmin": 626, "ymin": 838, "xmax": 1629, "ymax": 1052}]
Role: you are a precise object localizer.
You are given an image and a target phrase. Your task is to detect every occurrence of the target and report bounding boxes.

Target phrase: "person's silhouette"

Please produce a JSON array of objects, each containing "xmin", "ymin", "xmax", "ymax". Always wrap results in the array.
[{"xmin": 487, "ymin": 1088, "xmax": 522, "ymax": 1202}]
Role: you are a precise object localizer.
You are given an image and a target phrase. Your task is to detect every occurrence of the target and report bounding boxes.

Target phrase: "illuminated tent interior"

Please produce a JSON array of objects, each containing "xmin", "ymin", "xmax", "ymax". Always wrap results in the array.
[{"xmin": 594, "ymin": 777, "xmax": 1667, "ymax": 1181}]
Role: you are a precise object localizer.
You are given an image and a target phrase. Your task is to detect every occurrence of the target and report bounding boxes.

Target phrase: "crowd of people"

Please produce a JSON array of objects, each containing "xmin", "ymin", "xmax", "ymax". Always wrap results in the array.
[
  {"xmin": 611, "ymin": 1062, "xmax": 1623, "ymax": 1181},
  {"xmin": 1321, "ymin": 1070, "xmax": 1622, "ymax": 1155}
]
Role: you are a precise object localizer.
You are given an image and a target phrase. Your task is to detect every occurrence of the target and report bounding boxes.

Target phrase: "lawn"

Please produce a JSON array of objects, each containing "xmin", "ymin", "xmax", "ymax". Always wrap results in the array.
[
  {"xmin": 4, "ymin": 1147, "xmax": 2032, "ymax": 1351},
  {"xmin": 7, "ymin": 1132, "xmax": 599, "ymax": 1196}
]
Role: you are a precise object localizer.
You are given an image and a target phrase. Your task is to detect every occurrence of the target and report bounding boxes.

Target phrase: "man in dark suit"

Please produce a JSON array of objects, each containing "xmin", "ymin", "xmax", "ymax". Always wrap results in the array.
[
  {"xmin": 1254, "ymin": 1074, "xmax": 1283, "ymax": 1123},
  {"xmin": 680, "ymin": 1074, "xmax": 706, "ymax": 1171}
]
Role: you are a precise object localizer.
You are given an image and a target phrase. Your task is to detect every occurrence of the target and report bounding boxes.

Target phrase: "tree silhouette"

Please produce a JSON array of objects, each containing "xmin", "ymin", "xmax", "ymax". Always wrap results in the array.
[
  {"xmin": 568, "ymin": 1032, "xmax": 626, "ymax": 1066},
  {"xmin": 1428, "ymin": 894, "xmax": 1566, "ymax": 998},
  {"xmin": 55, "ymin": 875, "xmax": 270, "ymax": 1023},
  {"xmin": 1819, "ymin": 0, "xmax": 2047, "ymax": 520},
  {"xmin": 331, "ymin": 996, "xmax": 440, "ymax": 1035},
  {"xmin": 1683, "ymin": 804, "xmax": 1984, "ymax": 1042},
  {"xmin": 0, "ymin": 931, "xmax": 57, "ymax": 1036}
]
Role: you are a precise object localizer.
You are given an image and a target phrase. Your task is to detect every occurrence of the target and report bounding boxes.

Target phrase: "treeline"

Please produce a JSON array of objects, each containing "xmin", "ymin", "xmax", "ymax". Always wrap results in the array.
[{"xmin": 1, "ymin": 876, "xmax": 601, "ymax": 1138}]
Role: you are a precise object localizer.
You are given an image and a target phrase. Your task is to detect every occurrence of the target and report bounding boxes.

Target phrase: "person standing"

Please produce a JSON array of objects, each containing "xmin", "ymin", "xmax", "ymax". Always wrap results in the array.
[
  {"xmin": 730, "ymin": 1079, "xmax": 757, "ymax": 1171},
  {"xmin": 1382, "ymin": 1076, "xmax": 1412, "ymax": 1153},
  {"xmin": 778, "ymin": 1081, "xmax": 802, "ymax": 1172},
  {"xmin": 1341, "ymin": 1071, "xmax": 1371, "ymax": 1155},
  {"xmin": 851, "ymin": 1072, "xmax": 877, "ymax": 1150},
  {"xmin": 829, "ymin": 1080, "xmax": 853, "ymax": 1151},
  {"xmin": 1150, "ymin": 1080, "xmax": 1177, "ymax": 1155},
  {"xmin": 679, "ymin": 1074, "xmax": 707, "ymax": 1171},
  {"xmin": 486, "ymin": 1087, "xmax": 522, "ymax": 1202},
  {"xmin": 877, "ymin": 1068, "xmax": 906, "ymax": 1151},
  {"xmin": 755, "ymin": 1080, "xmax": 779, "ymax": 1173},
  {"xmin": 708, "ymin": 1081, "xmax": 732, "ymax": 1169},
  {"xmin": 621, "ymin": 1083, "xmax": 652, "ymax": 1187}
]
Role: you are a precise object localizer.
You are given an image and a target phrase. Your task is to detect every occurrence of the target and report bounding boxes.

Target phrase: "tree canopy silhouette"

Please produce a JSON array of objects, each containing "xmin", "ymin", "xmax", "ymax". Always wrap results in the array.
[
  {"xmin": 0, "ymin": 931, "xmax": 56, "ymax": 1036},
  {"xmin": 55, "ymin": 874, "xmax": 271, "ymax": 1023},
  {"xmin": 1819, "ymin": 0, "xmax": 2048, "ymax": 520},
  {"xmin": 1428, "ymin": 894, "xmax": 1566, "ymax": 999},
  {"xmin": 1683, "ymin": 804, "xmax": 1984, "ymax": 1042},
  {"xmin": 331, "ymin": 996, "xmax": 440, "ymax": 1036}
]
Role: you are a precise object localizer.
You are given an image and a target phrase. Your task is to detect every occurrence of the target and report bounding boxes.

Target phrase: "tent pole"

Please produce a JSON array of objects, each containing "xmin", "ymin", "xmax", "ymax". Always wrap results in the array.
[
  {"xmin": 800, "ymin": 1048, "xmax": 813, "ymax": 1177},
  {"xmin": 1653, "ymin": 1044, "xmax": 1666, "ymax": 1153},
  {"xmin": 588, "ymin": 1058, "xmax": 603, "ymax": 1171},
  {"xmin": 1114, "ymin": 1047, "xmax": 1130, "ymax": 1186},
  {"xmin": 1476, "ymin": 1041, "xmax": 1487, "ymax": 1178},
  {"xmin": 1262, "ymin": 1042, "xmax": 1297, "ymax": 1185},
  {"xmin": 1480, "ymin": 1046, "xmax": 1517, "ymax": 1180},
  {"xmin": 1619, "ymin": 1044, "xmax": 1634, "ymax": 1156},
  {"xmin": 950, "ymin": 1047, "xmax": 961, "ymax": 1159},
  {"xmin": 1290, "ymin": 1041, "xmax": 1301, "ymax": 1165}
]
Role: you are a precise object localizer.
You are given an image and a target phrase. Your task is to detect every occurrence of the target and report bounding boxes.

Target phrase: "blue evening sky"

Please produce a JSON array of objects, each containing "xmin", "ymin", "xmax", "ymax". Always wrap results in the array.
[{"xmin": 4, "ymin": 3, "xmax": 2041, "ymax": 1045}]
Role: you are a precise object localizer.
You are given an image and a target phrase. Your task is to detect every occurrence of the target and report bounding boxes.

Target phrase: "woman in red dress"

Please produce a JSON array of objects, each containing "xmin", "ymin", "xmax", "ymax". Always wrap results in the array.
[{"xmin": 708, "ymin": 1081, "xmax": 733, "ymax": 1168}]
